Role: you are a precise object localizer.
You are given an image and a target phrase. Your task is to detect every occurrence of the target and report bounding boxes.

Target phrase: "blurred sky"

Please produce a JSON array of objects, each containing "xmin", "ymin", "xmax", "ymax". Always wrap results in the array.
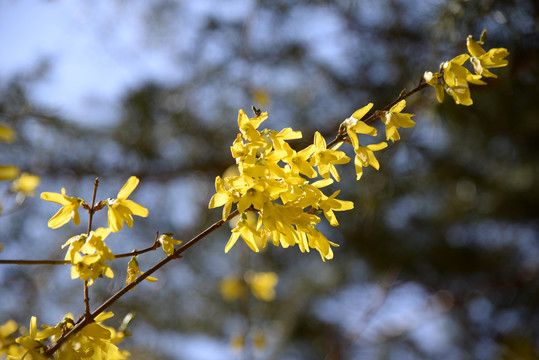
[
  {"xmin": 0, "ymin": 0, "xmax": 388, "ymax": 127},
  {"xmin": 0, "ymin": 1, "xmax": 189, "ymax": 125}
]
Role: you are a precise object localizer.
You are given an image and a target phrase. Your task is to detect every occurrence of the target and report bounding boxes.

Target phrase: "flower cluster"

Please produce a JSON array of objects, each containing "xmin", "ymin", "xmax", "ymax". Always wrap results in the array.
[
  {"xmin": 25, "ymin": 177, "xmax": 164, "ymax": 358},
  {"xmin": 62, "ymin": 228, "xmax": 115, "ymax": 285},
  {"xmin": 210, "ymin": 109, "xmax": 354, "ymax": 261},
  {"xmin": 2, "ymin": 313, "xmax": 129, "ymax": 360},
  {"xmin": 210, "ymin": 98, "xmax": 417, "ymax": 260},
  {"xmin": 424, "ymin": 30, "xmax": 509, "ymax": 106},
  {"xmin": 40, "ymin": 177, "xmax": 152, "ymax": 287},
  {"xmin": 40, "ymin": 176, "xmax": 149, "ymax": 232}
]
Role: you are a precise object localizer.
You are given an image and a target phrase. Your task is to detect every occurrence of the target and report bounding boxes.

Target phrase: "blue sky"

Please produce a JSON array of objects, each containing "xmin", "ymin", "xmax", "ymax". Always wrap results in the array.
[{"xmin": 0, "ymin": 1, "xmax": 185, "ymax": 125}]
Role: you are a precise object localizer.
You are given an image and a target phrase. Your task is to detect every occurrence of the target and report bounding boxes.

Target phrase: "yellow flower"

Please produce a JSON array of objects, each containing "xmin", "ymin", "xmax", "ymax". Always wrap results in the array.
[
  {"xmin": 306, "ymin": 227, "xmax": 338, "ymax": 261},
  {"xmin": 158, "ymin": 233, "xmax": 183, "ymax": 256},
  {"xmin": 125, "ymin": 256, "xmax": 157, "ymax": 291},
  {"xmin": 62, "ymin": 233, "xmax": 88, "ymax": 263},
  {"xmin": 237, "ymin": 109, "xmax": 268, "ymax": 144},
  {"xmin": 467, "ymin": 35, "xmax": 509, "ymax": 78},
  {"xmin": 318, "ymin": 190, "xmax": 354, "ymax": 226},
  {"xmin": 107, "ymin": 176, "xmax": 148, "ymax": 232},
  {"xmin": 225, "ymin": 217, "xmax": 266, "ymax": 253},
  {"xmin": 383, "ymin": 100, "xmax": 415, "ymax": 142},
  {"xmin": 230, "ymin": 333, "xmax": 246, "ymax": 349},
  {"xmin": 11, "ymin": 173, "xmax": 40, "ymax": 196},
  {"xmin": 41, "ymin": 188, "xmax": 84, "ymax": 228},
  {"xmin": 220, "ymin": 276, "xmax": 248, "ymax": 302},
  {"xmin": 354, "ymin": 142, "xmax": 388, "ymax": 180},
  {"xmin": 237, "ymin": 179, "xmax": 268, "ymax": 213},
  {"xmin": 0, "ymin": 165, "xmax": 19, "ymax": 181},
  {"xmin": 423, "ymin": 71, "xmax": 445, "ymax": 103},
  {"xmin": 442, "ymin": 54, "xmax": 485, "ymax": 106},
  {"xmin": 312, "ymin": 131, "xmax": 350, "ymax": 181},
  {"xmin": 65, "ymin": 228, "xmax": 115, "ymax": 285},
  {"xmin": 15, "ymin": 316, "xmax": 41, "ymax": 353},
  {"xmin": 253, "ymin": 329, "xmax": 267, "ymax": 350},
  {"xmin": 284, "ymin": 144, "xmax": 317, "ymax": 178},
  {"xmin": 0, "ymin": 124, "xmax": 15, "ymax": 142},
  {"xmin": 209, "ymin": 176, "xmax": 239, "ymax": 220},
  {"xmin": 344, "ymin": 103, "xmax": 378, "ymax": 149},
  {"xmin": 244, "ymin": 270, "xmax": 278, "ymax": 301}
]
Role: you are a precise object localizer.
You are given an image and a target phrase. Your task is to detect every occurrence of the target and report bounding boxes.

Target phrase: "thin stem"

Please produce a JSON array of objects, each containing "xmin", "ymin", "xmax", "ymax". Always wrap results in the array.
[
  {"xmin": 0, "ymin": 259, "xmax": 70, "ymax": 265},
  {"xmin": 0, "ymin": 237, "xmax": 161, "ymax": 266},
  {"xmin": 325, "ymin": 79, "xmax": 429, "ymax": 149},
  {"xmin": 44, "ymin": 209, "xmax": 240, "ymax": 357},
  {"xmin": 83, "ymin": 178, "xmax": 100, "ymax": 317},
  {"xmin": 87, "ymin": 178, "xmax": 99, "ymax": 235},
  {"xmin": 84, "ymin": 280, "xmax": 90, "ymax": 317}
]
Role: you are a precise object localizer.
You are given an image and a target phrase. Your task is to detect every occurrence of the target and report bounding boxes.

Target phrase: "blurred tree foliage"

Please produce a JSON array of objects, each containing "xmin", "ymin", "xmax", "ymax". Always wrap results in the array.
[{"xmin": 1, "ymin": 0, "xmax": 537, "ymax": 359}]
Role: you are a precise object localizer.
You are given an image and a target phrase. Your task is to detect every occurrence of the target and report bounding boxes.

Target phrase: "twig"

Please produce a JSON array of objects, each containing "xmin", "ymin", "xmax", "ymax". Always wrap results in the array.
[
  {"xmin": 0, "ymin": 234, "xmax": 161, "ymax": 265},
  {"xmin": 83, "ymin": 178, "xmax": 100, "ymax": 317},
  {"xmin": 87, "ymin": 178, "xmax": 99, "ymax": 235},
  {"xmin": 325, "ymin": 79, "xmax": 429, "ymax": 149}
]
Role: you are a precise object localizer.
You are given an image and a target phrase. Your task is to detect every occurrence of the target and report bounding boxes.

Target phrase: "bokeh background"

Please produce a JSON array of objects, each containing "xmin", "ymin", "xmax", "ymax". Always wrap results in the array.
[{"xmin": 1, "ymin": 0, "xmax": 538, "ymax": 359}]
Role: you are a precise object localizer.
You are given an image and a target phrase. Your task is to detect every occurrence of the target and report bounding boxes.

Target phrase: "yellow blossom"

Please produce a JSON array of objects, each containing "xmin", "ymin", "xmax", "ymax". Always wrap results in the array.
[
  {"xmin": 467, "ymin": 35, "xmax": 509, "ymax": 78},
  {"xmin": 0, "ymin": 165, "xmax": 19, "ymax": 181},
  {"xmin": 67, "ymin": 227, "xmax": 115, "ymax": 285},
  {"xmin": 344, "ymin": 103, "xmax": 378, "ymax": 149},
  {"xmin": 354, "ymin": 142, "xmax": 388, "ymax": 180},
  {"xmin": 383, "ymin": 100, "xmax": 415, "ymax": 142},
  {"xmin": 423, "ymin": 71, "xmax": 444, "ymax": 103},
  {"xmin": 125, "ymin": 256, "xmax": 158, "ymax": 291},
  {"xmin": 211, "ymin": 109, "xmax": 359, "ymax": 260},
  {"xmin": 11, "ymin": 173, "xmax": 40, "ymax": 196},
  {"xmin": 158, "ymin": 233, "xmax": 182, "ymax": 256},
  {"xmin": 237, "ymin": 179, "xmax": 268, "ymax": 213},
  {"xmin": 284, "ymin": 144, "xmax": 317, "ymax": 178},
  {"xmin": 107, "ymin": 176, "xmax": 148, "ymax": 232},
  {"xmin": 442, "ymin": 54, "xmax": 485, "ymax": 106},
  {"xmin": 225, "ymin": 217, "xmax": 266, "ymax": 253},
  {"xmin": 312, "ymin": 131, "xmax": 350, "ymax": 181},
  {"xmin": 318, "ymin": 190, "xmax": 354, "ymax": 226},
  {"xmin": 245, "ymin": 270, "xmax": 279, "ymax": 301},
  {"xmin": 306, "ymin": 227, "xmax": 338, "ymax": 261},
  {"xmin": 230, "ymin": 333, "xmax": 245, "ymax": 349},
  {"xmin": 220, "ymin": 276, "xmax": 248, "ymax": 302},
  {"xmin": 237, "ymin": 109, "xmax": 268, "ymax": 144},
  {"xmin": 0, "ymin": 124, "xmax": 15, "ymax": 142},
  {"xmin": 41, "ymin": 188, "xmax": 84, "ymax": 228},
  {"xmin": 253, "ymin": 329, "xmax": 267, "ymax": 350},
  {"xmin": 15, "ymin": 316, "xmax": 40, "ymax": 350},
  {"xmin": 209, "ymin": 176, "xmax": 239, "ymax": 220}
]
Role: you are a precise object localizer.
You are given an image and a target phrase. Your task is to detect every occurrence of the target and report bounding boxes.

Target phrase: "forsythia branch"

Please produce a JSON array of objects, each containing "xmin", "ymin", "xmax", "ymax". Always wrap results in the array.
[{"xmin": 43, "ymin": 209, "xmax": 240, "ymax": 357}]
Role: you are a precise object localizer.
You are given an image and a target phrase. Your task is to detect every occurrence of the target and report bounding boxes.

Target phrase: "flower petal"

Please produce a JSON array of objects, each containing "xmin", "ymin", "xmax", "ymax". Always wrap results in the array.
[
  {"xmin": 117, "ymin": 176, "xmax": 139, "ymax": 199},
  {"xmin": 351, "ymin": 103, "xmax": 373, "ymax": 120},
  {"xmin": 48, "ymin": 206, "xmax": 74, "ymax": 228},
  {"xmin": 122, "ymin": 199, "xmax": 149, "ymax": 217}
]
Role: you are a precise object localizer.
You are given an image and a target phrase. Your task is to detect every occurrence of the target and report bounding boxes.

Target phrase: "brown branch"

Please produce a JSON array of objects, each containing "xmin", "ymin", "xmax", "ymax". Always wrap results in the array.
[
  {"xmin": 0, "ymin": 259, "xmax": 70, "ymax": 265},
  {"xmin": 86, "ymin": 178, "xmax": 99, "ymax": 235},
  {"xmin": 325, "ymin": 78, "xmax": 429, "ymax": 149},
  {"xmin": 44, "ymin": 209, "xmax": 240, "ymax": 357},
  {"xmin": 0, "ymin": 234, "xmax": 161, "ymax": 266},
  {"xmin": 83, "ymin": 178, "xmax": 100, "ymax": 317}
]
